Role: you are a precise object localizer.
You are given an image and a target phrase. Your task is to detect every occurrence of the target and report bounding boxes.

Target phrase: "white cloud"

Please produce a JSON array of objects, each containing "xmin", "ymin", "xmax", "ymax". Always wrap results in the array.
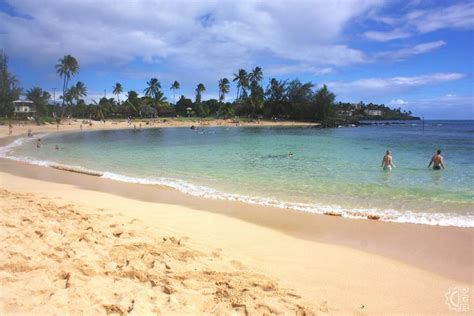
[
  {"xmin": 364, "ymin": 29, "xmax": 411, "ymax": 41},
  {"xmin": 0, "ymin": 0, "xmax": 386, "ymax": 73},
  {"xmin": 390, "ymin": 99, "xmax": 408, "ymax": 105},
  {"xmin": 365, "ymin": 2, "xmax": 474, "ymax": 41},
  {"xmin": 409, "ymin": 95, "xmax": 474, "ymax": 119},
  {"xmin": 327, "ymin": 72, "xmax": 466, "ymax": 95},
  {"xmin": 266, "ymin": 64, "xmax": 333, "ymax": 77},
  {"xmin": 375, "ymin": 40, "xmax": 446, "ymax": 60}
]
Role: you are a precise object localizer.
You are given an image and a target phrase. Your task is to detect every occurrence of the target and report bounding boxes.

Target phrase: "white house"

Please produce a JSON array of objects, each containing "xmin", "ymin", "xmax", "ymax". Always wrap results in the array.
[
  {"xmin": 365, "ymin": 109, "xmax": 382, "ymax": 116},
  {"xmin": 13, "ymin": 100, "xmax": 36, "ymax": 116}
]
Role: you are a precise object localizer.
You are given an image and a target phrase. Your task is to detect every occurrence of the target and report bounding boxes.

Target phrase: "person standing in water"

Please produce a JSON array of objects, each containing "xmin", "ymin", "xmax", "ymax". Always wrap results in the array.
[
  {"xmin": 428, "ymin": 149, "xmax": 445, "ymax": 170},
  {"xmin": 381, "ymin": 150, "xmax": 396, "ymax": 170},
  {"xmin": 36, "ymin": 138, "xmax": 41, "ymax": 148}
]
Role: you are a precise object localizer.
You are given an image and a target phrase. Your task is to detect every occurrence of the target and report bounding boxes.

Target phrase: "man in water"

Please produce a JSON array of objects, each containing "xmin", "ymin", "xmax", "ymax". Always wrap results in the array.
[
  {"xmin": 381, "ymin": 150, "xmax": 396, "ymax": 170},
  {"xmin": 428, "ymin": 149, "xmax": 445, "ymax": 170},
  {"xmin": 37, "ymin": 139, "xmax": 41, "ymax": 148}
]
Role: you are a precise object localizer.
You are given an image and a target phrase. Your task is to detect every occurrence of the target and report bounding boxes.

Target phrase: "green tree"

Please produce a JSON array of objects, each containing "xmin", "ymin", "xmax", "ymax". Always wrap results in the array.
[
  {"xmin": 218, "ymin": 78, "xmax": 230, "ymax": 103},
  {"xmin": 0, "ymin": 50, "xmax": 22, "ymax": 116},
  {"xmin": 55, "ymin": 55, "xmax": 79, "ymax": 108},
  {"xmin": 314, "ymin": 84, "xmax": 335, "ymax": 121},
  {"xmin": 287, "ymin": 79, "xmax": 314, "ymax": 119},
  {"xmin": 113, "ymin": 82, "xmax": 123, "ymax": 105},
  {"xmin": 233, "ymin": 69, "xmax": 248, "ymax": 100},
  {"xmin": 144, "ymin": 78, "xmax": 166, "ymax": 113},
  {"xmin": 144, "ymin": 78, "xmax": 161, "ymax": 99},
  {"xmin": 265, "ymin": 78, "xmax": 288, "ymax": 117},
  {"xmin": 248, "ymin": 66, "xmax": 264, "ymax": 118},
  {"xmin": 26, "ymin": 87, "xmax": 51, "ymax": 116},
  {"xmin": 195, "ymin": 83, "xmax": 205, "ymax": 104},
  {"xmin": 249, "ymin": 81, "xmax": 264, "ymax": 118},
  {"xmin": 124, "ymin": 90, "xmax": 142, "ymax": 117},
  {"xmin": 75, "ymin": 81, "xmax": 87, "ymax": 101},
  {"xmin": 170, "ymin": 80, "xmax": 180, "ymax": 105},
  {"xmin": 64, "ymin": 81, "xmax": 87, "ymax": 105},
  {"xmin": 175, "ymin": 95, "xmax": 193, "ymax": 116},
  {"xmin": 248, "ymin": 66, "xmax": 263, "ymax": 84}
]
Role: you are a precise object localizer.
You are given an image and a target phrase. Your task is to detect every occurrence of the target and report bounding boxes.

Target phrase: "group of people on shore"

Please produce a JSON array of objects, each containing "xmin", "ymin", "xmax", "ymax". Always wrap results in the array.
[{"xmin": 382, "ymin": 150, "xmax": 445, "ymax": 171}]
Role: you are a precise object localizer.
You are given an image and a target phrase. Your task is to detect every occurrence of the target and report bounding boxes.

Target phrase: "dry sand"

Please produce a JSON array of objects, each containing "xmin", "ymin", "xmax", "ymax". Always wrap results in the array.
[
  {"xmin": 0, "ymin": 122, "xmax": 473, "ymax": 315},
  {"xmin": 0, "ymin": 188, "xmax": 315, "ymax": 315}
]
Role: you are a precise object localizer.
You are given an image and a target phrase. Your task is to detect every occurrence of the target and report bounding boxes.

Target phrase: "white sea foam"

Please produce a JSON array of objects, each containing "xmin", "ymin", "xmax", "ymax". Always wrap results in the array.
[
  {"xmin": 2, "ymin": 138, "xmax": 474, "ymax": 228},
  {"xmin": 101, "ymin": 171, "xmax": 474, "ymax": 228}
]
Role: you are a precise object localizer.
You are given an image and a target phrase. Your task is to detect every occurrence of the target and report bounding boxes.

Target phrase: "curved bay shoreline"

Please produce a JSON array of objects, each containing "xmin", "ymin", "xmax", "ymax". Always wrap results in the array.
[{"xmin": 1, "ymin": 120, "xmax": 473, "ymax": 314}]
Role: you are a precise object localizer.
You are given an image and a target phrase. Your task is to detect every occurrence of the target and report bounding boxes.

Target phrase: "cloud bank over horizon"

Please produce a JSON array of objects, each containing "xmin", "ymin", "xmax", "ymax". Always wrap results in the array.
[{"xmin": 0, "ymin": 0, "xmax": 473, "ymax": 118}]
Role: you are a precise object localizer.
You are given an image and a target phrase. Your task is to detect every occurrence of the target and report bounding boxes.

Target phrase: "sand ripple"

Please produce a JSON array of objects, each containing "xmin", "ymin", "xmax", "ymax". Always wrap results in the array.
[{"xmin": 0, "ymin": 189, "xmax": 320, "ymax": 315}]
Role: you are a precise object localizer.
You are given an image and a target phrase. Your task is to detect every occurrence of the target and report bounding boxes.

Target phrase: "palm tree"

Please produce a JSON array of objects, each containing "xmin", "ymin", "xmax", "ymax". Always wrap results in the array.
[
  {"xmin": 195, "ymin": 83, "xmax": 205, "ymax": 104},
  {"xmin": 248, "ymin": 66, "xmax": 263, "ymax": 84},
  {"xmin": 75, "ymin": 81, "xmax": 87, "ymax": 100},
  {"xmin": 113, "ymin": 83, "xmax": 123, "ymax": 104},
  {"xmin": 26, "ymin": 87, "xmax": 51, "ymax": 116},
  {"xmin": 144, "ymin": 78, "xmax": 163, "ymax": 113},
  {"xmin": 248, "ymin": 67, "xmax": 264, "ymax": 118},
  {"xmin": 64, "ymin": 81, "xmax": 87, "ymax": 106},
  {"xmin": 233, "ymin": 69, "xmax": 248, "ymax": 100},
  {"xmin": 170, "ymin": 81, "xmax": 180, "ymax": 105},
  {"xmin": 144, "ymin": 78, "xmax": 161, "ymax": 99},
  {"xmin": 55, "ymin": 55, "xmax": 79, "ymax": 107},
  {"xmin": 218, "ymin": 78, "xmax": 230, "ymax": 103}
]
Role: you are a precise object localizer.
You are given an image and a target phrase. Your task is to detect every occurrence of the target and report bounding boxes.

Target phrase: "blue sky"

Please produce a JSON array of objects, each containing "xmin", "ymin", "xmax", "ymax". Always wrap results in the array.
[{"xmin": 0, "ymin": 0, "xmax": 473, "ymax": 119}]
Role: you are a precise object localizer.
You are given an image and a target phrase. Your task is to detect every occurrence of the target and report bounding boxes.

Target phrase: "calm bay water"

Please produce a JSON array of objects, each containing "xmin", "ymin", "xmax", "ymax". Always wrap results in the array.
[{"xmin": 4, "ymin": 120, "xmax": 474, "ymax": 226}]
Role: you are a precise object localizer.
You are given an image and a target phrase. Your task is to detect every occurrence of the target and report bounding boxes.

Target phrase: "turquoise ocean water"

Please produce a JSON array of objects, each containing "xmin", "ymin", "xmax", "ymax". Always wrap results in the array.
[{"xmin": 2, "ymin": 120, "xmax": 473, "ymax": 227}]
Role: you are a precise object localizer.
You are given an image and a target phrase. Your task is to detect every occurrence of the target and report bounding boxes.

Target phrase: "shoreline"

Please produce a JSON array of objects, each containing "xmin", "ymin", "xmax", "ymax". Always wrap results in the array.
[
  {"xmin": 1, "ymin": 121, "xmax": 473, "ymax": 314},
  {"xmin": 3, "ymin": 122, "xmax": 473, "ymax": 228},
  {"xmin": 1, "ymin": 157, "xmax": 473, "ymax": 282}
]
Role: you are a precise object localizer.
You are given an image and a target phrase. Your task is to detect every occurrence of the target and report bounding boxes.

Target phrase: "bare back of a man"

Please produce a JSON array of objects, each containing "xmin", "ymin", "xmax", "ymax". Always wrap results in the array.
[{"xmin": 428, "ymin": 150, "xmax": 445, "ymax": 170}]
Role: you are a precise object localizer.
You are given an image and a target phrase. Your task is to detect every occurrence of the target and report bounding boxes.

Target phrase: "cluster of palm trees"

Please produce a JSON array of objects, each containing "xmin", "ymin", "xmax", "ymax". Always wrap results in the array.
[
  {"xmin": 49, "ymin": 54, "xmax": 344, "ymax": 121},
  {"xmin": 55, "ymin": 55, "xmax": 79, "ymax": 107}
]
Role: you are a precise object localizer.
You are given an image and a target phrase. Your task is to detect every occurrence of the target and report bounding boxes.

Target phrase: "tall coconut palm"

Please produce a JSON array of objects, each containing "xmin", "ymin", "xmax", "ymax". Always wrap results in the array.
[
  {"xmin": 233, "ymin": 69, "xmax": 248, "ymax": 100},
  {"xmin": 170, "ymin": 81, "xmax": 180, "ymax": 105},
  {"xmin": 218, "ymin": 78, "xmax": 230, "ymax": 103},
  {"xmin": 75, "ymin": 81, "xmax": 87, "ymax": 101},
  {"xmin": 144, "ymin": 78, "xmax": 161, "ymax": 99},
  {"xmin": 113, "ymin": 82, "xmax": 123, "ymax": 104},
  {"xmin": 195, "ymin": 83, "xmax": 205, "ymax": 104},
  {"xmin": 143, "ymin": 78, "xmax": 163, "ymax": 108},
  {"xmin": 55, "ymin": 55, "xmax": 79, "ymax": 107},
  {"xmin": 248, "ymin": 66, "xmax": 263, "ymax": 84}
]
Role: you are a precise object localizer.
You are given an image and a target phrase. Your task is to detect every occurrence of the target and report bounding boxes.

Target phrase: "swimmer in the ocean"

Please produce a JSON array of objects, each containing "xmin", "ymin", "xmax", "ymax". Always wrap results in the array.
[
  {"xmin": 288, "ymin": 152, "xmax": 294, "ymax": 157},
  {"xmin": 37, "ymin": 138, "xmax": 41, "ymax": 148},
  {"xmin": 381, "ymin": 150, "xmax": 395, "ymax": 170},
  {"xmin": 428, "ymin": 149, "xmax": 445, "ymax": 170}
]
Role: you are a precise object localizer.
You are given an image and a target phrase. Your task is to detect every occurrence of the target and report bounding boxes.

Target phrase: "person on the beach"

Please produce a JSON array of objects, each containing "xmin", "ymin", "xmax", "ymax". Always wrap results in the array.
[
  {"xmin": 8, "ymin": 123, "xmax": 12, "ymax": 135},
  {"xmin": 80, "ymin": 124, "xmax": 83, "ymax": 130},
  {"xmin": 428, "ymin": 149, "xmax": 445, "ymax": 170},
  {"xmin": 381, "ymin": 150, "xmax": 395, "ymax": 170},
  {"xmin": 37, "ymin": 139, "xmax": 41, "ymax": 148}
]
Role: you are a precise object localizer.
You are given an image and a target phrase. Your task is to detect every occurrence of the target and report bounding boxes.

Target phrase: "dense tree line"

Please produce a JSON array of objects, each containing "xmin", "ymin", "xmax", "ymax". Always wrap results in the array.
[{"xmin": 0, "ymin": 52, "xmax": 415, "ymax": 122}]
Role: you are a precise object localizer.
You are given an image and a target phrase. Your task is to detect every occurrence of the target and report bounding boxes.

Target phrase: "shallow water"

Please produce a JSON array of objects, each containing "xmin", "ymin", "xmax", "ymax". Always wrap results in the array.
[{"xmin": 4, "ymin": 120, "xmax": 474, "ymax": 227}]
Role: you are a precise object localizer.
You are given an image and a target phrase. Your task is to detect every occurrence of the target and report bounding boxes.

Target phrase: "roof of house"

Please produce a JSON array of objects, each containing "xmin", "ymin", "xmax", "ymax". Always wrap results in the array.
[{"xmin": 13, "ymin": 100, "xmax": 34, "ymax": 104}]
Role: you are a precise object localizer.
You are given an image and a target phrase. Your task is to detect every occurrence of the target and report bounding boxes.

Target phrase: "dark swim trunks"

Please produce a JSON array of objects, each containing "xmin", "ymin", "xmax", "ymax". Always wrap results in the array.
[{"xmin": 433, "ymin": 165, "xmax": 441, "ymax": 170}]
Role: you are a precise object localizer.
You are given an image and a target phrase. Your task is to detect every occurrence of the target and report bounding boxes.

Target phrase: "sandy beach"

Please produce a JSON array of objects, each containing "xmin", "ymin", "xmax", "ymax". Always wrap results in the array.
[{"xmin": 1, "ymin": 121, "xmax": 473, "ymax": 315}]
